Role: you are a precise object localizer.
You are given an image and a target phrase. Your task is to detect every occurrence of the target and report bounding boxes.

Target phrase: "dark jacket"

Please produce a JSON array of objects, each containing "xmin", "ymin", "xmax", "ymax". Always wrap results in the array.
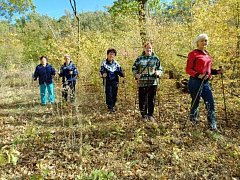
[
  {"xmin": 33, "ymin": 64, "xmax": 56, "ymax": 85},
  {"xmin": 59, "ymin": 61, "xmax": 78, "ymax": 82},
  {"xmin": 100, "ymin": 59, "xmax": 124, "ymax": 85}
]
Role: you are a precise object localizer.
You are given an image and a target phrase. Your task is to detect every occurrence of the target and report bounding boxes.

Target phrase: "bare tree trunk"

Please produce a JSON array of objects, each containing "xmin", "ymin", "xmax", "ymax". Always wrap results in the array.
[
  {"xmin": 236, "ymin": 2, "xmax": 239, "ymax": 58},
  {"xmin": 69, "ymin": 0, "xmax": 80, "ymax": 59},
  {"xmin": 138, "ymin": 0, "xmax": 148, "ymax": 44}
]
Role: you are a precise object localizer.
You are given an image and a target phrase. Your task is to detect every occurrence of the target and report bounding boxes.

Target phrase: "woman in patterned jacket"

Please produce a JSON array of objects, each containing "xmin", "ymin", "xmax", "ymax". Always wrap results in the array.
[{"xmin": 132, "ymin": 42, "xmax": 163, "ymax": 122}]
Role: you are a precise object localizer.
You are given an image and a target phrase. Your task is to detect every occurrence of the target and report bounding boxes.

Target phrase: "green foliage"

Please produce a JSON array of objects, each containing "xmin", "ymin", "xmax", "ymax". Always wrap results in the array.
[
  {"xmin": 0, "ymin": 0, "xmax": 35, "ymax": 19},
  {"xmin": 0, "ymin": 21, "xmax": 24, "ymax": 69},
  {"xmin": 78, "ymin": 11, "xmax": 111, "ymax": 31},
  {"xmin": 0, "ymin": 146, "xmax": 20, "ymax": 166},
  {"xmin": 87, "ymin": 169, "xmax": 115, "ymax": 180}
]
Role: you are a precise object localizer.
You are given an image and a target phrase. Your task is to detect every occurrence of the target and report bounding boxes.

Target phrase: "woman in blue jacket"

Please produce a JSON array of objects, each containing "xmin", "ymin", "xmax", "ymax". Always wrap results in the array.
[
  {"xmin": 59, "ymin": 54, "xmax": 78, "ymax": 102},
  {"xmin": 100, "ymin": 48, "xmax": 125, "ymax": 113},
  {"xmin": 33, "ymin": 56, "xmax": 56, "ymax": 105}
]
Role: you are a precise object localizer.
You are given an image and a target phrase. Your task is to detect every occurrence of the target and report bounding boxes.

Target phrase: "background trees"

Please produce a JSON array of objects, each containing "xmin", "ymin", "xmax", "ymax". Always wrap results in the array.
[{"xmin": 0, "ymin": 0, "xmax": 239, "ymax": 178}]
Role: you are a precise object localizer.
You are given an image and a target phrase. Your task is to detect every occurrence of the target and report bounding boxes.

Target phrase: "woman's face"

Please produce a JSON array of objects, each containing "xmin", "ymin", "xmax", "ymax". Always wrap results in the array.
[
  {"xmin": 107, "ymin": 52, "xmax": 115, "ymax": 61},
  {"xmin": 144, "ymin": 44, "xmax": 153, "ymax": 56},
  {"xmin": 64, "ymin": 56, "xmax": 71, "ymax": 64},
  {"xmin": 197, "ymin": 39, "xmax": 208, "ymax": 49},
  {"xmin": 41, "ymin": 57, "xmax": 47, "ymax": 66}
]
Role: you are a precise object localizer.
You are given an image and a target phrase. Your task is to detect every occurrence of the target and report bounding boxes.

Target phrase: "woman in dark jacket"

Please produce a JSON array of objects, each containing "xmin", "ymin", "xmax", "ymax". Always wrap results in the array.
[
  {"xmin": 33, "ymin": 56, "xmax": 56, "ymax": 105},
  {"xmin": 59, "ymin": 54, "xmax": 78, "ymax": 102},
  {"xmin": 186, "ymin": 34, "xmax": 223, "ymax": 131},
  {"xmin": 99, "ymin": 48, "xmax": 125, "ymax": 113}
]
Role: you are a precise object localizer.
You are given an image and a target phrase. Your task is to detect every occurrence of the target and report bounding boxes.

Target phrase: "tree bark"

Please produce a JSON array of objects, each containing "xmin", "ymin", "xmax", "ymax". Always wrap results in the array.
[{"xmin": 138, "ymin": 0, "xmax": 148, "ymax": 44}]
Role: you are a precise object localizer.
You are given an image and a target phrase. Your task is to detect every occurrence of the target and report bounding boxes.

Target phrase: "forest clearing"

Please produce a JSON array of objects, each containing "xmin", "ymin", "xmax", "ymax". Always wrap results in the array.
[
  {"xmin": 0, "ymin": 0, "xmax": 240, "ymax": 179},
  {"xmin": 0, "ymin": 67, "xmax": 239, "ymax": 179}
]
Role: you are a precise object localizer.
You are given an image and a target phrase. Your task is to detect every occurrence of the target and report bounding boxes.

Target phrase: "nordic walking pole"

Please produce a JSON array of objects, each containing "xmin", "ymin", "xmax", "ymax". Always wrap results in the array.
[
  {"xmin": 102, "ymin": 74, "xmax": 106, "ymax": 100},
  {"xmin": 190, "ymin": 72, "xmax": 208, "ymax": 111},
  {"xmin": 123, "ymin": 76, "xmax": 127, "ymax": 101},
  {"xmin": 133, "ymin": 80, "xmax": 138, "ymax": 120},
  {"xmin": 133, "ymin": 62, "xmax": 151, "ymax": 120},
  {"xmin": 219, "ymin": 66, "xmax": 228, "ymax": 120},
  {"xmin": 31, "ymin": 73, "xmax": 35, "ymax": 107},
  {"xmin": 184, "ymin": 72, "xmax": 208, "ymax": 127}
]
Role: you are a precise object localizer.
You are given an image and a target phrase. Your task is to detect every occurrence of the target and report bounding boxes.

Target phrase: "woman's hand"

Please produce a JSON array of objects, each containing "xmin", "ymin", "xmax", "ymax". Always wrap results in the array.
[{"xmin": 198, "ymin": 74, "xmax": 208, "ymax": 80}]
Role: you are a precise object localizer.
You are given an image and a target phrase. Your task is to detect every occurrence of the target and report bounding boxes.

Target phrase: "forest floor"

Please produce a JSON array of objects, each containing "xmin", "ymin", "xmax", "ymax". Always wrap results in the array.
[{"xmin": 0, "ymin": 70, "xmax": 239, "ymax": 179}]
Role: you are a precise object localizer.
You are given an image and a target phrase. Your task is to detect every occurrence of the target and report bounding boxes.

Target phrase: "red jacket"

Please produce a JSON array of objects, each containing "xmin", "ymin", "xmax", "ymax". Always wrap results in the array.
[{"xmin": 186, "ymin": 49, "xmax": 214, "ymax": 78}]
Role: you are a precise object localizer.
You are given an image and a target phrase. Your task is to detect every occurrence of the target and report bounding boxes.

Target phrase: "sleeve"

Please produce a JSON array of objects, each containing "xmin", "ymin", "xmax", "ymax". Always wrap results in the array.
[
  {"xmin": 51, "ymin": 66, "xmax": 56, "ymax": 76},
  {"xmin": 117, "ymin": 65, "xmax": 124, "ymax": 77},
  {"xmin": 132, "ymin": 57, "xmax": 139, "ymax": 77},
  {"xmin": 99, "ymin": 61, "xmax": 105, "ymax": 75},
  {"xmin": 72, "ymin": 64, "xmax": 78, "ymax": 77},
  {"xmin": 33, "ymin": 66, "xmax": 39, "ymax": 80},
  {"xmin": 59, "ymin": 66, "xmax": 64, "ymax": 77},
  {"xmin": 186, "ymin": 52, "xmax": 199, "ymax": 77},
  {"xmin": 155, "ymin": 57, "xmax": 164, "ymax": 77}
]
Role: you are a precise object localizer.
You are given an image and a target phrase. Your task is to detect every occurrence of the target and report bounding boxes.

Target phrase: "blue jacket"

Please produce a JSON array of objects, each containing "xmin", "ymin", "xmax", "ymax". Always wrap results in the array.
[
  {"xmin": 59, "ymin": 61, "xmax": 78, "ymax": 82},
  {"xmin": 100, "ymin": 59, "xmax": 124, "ymax": 85},
  {"xmin": 33, "ymin": 64, "xmax": 56, "ymax": 85}
]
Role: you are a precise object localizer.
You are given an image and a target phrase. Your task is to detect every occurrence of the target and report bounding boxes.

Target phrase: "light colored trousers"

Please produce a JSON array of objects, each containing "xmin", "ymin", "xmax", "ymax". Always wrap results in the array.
[{"xmin": 39, "ymin": 83, "xmax": 55, "ymax": 105}]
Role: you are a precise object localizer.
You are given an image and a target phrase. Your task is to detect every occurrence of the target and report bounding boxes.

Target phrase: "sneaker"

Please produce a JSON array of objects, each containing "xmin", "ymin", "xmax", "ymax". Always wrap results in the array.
[
  {"xmin": 141, "ymin": 115, "xmax": 148, "ymax": 122},
  {"xmin": 190, "ymin": 116, "xmax": 198, "ymax": 125},
  {"xmin": 148, "ymin": 116, "xmax": 156, "ymax": 122},
  {"xmin": 208, "ymin": 121, "xmax": 217, "ymax": 131}
]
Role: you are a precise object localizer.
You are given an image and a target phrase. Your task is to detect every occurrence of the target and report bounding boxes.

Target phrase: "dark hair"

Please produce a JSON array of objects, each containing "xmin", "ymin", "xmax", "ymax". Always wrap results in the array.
[
  {"xmin": 40, "ymin": 56, "xmax": 48, "ymax": 61},
  {"xmin": 107, "ymin": 48, "xmax": 117, "ymax": 56}
]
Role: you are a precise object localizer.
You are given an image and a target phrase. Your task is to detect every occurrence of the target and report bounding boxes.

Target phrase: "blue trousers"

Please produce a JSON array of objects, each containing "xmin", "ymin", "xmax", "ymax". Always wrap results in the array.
[
  {"xmin": 105, "ymin": 81, "xmax": 118, "ymax": 109},
  {"xmin": 39, "ymin": 83, "xmax": 55, "ymax": 105},
  {"xmin": 188, "ymin": 77, "xmax": 216, "ymax": 126}
]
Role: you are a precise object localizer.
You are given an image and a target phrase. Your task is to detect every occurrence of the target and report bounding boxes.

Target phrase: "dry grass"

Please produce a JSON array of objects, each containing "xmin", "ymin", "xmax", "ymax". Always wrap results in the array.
[{"xmin": 0, "ymin": 69, "xmax": 239, "ymax": 179}]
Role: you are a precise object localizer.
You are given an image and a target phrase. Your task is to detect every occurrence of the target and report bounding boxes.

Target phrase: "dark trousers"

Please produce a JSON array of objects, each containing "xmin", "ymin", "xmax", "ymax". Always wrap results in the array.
[
  {"xmin": 139, "ymin": 85, "xmax": 157, "ymax": 117},
  {"xmin": 105, "ymin": 82, "xmax": 118, "ymax": 109},
  {"xmin": 62, "ymin": 80, "xmax": 76, "ymax": 101}
]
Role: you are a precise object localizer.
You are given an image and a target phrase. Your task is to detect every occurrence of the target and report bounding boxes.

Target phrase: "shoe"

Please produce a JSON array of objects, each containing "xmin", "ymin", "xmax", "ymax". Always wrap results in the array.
[
  {"xmin": 141, "ymin": 115, "xmax": 148, "ymax": 122},
  {"xmin": 108, "ymin": 108, "xmax": 115, "ymax": 113},
  {"xmin": 190, "ymin": 115, "xmax": 198, "ymax": 125},
  {"xmin": 148, "ymin": 116, "xmax": 156, "ymax": 122},
  {"xmin": 208, "ymin": 121, "xmax": 217, "ymax": 131},
  {"xmin": 191, "ymin": 118, "xmax": 199, "ymax": 125},
  {"xmin": 189, "ymin": 112, "xmax": 199, "ymax": 125}
]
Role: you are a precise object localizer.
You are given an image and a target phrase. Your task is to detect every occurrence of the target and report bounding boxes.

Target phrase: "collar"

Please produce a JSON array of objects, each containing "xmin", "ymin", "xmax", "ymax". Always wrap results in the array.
[{"xmin": 106, "ymin": 59, "xmax": 114, "ymax": 64}]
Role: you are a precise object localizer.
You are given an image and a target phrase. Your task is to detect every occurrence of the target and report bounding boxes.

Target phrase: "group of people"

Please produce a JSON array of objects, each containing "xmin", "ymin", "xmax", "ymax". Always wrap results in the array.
[
  {"xmin": 33, "ymin": 54, "xmax": 78, "ymax": 104},
  {"xmin": 33, "ymin": 33, "xmax": 223, "ymax": 131}
]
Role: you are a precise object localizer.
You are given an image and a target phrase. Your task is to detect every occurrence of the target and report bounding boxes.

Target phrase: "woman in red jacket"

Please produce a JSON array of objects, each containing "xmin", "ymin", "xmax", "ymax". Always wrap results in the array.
[{"xmin": 186, "ymin": 34, "xmax": 223, "ymax": 131}]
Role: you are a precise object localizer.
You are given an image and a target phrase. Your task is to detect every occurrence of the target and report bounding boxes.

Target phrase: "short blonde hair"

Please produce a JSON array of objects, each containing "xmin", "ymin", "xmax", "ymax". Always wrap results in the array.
[
  {"xmin": 193, "ymin": 33, "xmax": 208, "ymax": 46},
  {"xmin": 144, "ymin": 42, "xmax": 153, "ymax": 48}
]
